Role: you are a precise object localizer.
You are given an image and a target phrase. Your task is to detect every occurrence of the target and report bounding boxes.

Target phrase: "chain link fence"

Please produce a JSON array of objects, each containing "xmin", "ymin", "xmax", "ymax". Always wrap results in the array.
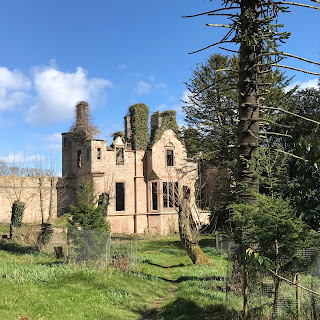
[
  {"xmin": 214, "ymin": 233, "xmax": 320, "ymax": 320},
  {"xmin": 66, "ymin": 230, "xmax": 137, "ymax": 270}
]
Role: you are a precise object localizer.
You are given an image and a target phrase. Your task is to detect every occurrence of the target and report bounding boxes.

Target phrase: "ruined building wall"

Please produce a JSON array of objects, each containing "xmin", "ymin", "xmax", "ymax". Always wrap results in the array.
[
  {"xmin": 0, "ymin": 176, "xmax": 58, "ymax": 224},
  {"xmin": 61, "ymin": 102, "xmax": 199, "ymax": 234}
]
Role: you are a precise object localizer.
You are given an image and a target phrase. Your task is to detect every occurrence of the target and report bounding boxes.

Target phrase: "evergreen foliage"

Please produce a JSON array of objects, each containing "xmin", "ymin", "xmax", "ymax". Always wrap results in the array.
[
  {"xmin": 11, "ymin": 201, "xmax": 24, "ymax": 227},
  {"xmin": 129, "ymin": 103, "xmax": 149, "ymax": 150},
  {"xmin": 183, "ymin": 53, "xmax": 295, "ymax": 167},
  {"xmin": 230, "ymin": 195, "xmax": 320, "ymax": 272},
  {"xmin": 69, "ymin": 180, "xmax": 110, "ymax": 232},
  {"xmin": 150, "ymin": 110, "xmax": 180, "ymax": 146},
  {"xmin": 287, "ymin": 138, "xmax": 320, "ymax": 230},
  {"xmin": 68, "ymin": 180, "xmax": 110, "ymax": 263}
]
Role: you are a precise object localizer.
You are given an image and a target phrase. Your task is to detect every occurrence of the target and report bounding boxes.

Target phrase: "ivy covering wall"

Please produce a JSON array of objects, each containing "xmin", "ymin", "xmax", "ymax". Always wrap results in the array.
[
  {"xmin": 129, "ymin": 103, "xmax": 149, "ymax": 150},
  {"xmin": 11, "ymin": 201, "xmax": 25, "ymax": 227},
  {"xmin": 150, "ymin": 110, "xmax": 180, "ymax": 146}
]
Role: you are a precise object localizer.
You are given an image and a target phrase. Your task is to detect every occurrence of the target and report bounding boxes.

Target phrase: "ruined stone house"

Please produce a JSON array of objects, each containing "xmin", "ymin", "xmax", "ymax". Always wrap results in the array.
[{"xmin": 60, "ymin": 101, "xmax": 198, "ymax": 234}]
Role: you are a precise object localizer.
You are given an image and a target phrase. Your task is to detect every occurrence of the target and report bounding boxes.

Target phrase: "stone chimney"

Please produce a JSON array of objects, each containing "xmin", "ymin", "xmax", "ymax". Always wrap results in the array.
[
  {"xmin": 124, "ymin": 114, "xmax": 132, "ymax": 148},
  {"xmin": 75, "ymin": 101, "xmax": 89, "ymax": 129},
  {"xmin": 150, "ymin": 111, "xmax": 163, "ymax": 143}
]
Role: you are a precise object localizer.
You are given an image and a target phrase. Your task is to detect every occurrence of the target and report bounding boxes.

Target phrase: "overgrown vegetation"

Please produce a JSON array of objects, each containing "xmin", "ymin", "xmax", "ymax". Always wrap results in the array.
[
  {"xmin": 10, "ymin": 200, "xmax": 24, "ymax": 228},
  {"xmin": 150, "ymin": 110, "xmax": 180, "ymax": 146},
  {"xmin": 128, "ymin": 103, "xmax": 149, "ymax": 150}
]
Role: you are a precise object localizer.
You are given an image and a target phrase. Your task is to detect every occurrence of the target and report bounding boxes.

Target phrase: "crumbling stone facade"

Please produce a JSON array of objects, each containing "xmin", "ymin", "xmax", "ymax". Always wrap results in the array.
[
  {"xmin": 61, "ymin": 102, "xmax": 198, "ymax": 234},
  {"xmin": 0, "ymin": 176, "xmax": 58, "ymax": 224}
]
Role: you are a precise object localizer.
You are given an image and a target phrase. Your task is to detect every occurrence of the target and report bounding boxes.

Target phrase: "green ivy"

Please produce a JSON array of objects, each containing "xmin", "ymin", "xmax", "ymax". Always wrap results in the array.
[
  {"xmin": 11, "ymin": 201, "xmax": 25, "ymax": 227},
  {"xmin": 111, "ymin": 131, "xmax": 125, "ymax": 140},
  {"xmin": 150, "ymin": 110, "xmax": 180, "ymax": 146},
  {"xmin": 129, "ymin": 103, "xmax": 149, "ymax": 150}
]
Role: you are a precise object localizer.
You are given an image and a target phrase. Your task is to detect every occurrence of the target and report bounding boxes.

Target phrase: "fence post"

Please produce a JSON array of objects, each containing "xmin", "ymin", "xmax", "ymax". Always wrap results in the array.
[{"xmin": 296, "ymin": 273, "xmax": 301, "ymax": 320}]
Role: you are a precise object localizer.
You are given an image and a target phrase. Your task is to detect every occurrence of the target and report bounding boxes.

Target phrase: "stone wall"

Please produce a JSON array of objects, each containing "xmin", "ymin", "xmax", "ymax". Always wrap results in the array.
[{"xmin": 0, "ymin": 176, "xmax": 58, "ymax": 224}]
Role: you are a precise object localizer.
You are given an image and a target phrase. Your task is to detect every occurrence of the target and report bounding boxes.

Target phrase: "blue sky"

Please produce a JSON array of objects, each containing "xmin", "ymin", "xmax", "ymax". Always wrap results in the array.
[{"xmin": 0, "ymin": 0, "xmax": 319, "ymax": 173}]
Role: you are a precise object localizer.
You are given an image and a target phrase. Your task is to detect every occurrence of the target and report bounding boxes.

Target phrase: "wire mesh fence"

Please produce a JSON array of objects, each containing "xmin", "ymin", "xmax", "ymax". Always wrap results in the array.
[
  {"xmin": 66, "ymin": 230, "xmax": 137, "ymax": 270},
  {"xmin": 214, "ymin": 234, "xmax": 320, "ymax": 320}
]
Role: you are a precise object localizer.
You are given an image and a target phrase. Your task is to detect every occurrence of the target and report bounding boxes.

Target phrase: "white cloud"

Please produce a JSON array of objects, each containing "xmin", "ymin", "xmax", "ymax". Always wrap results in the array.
[
  {"xmin": 170, "ymin": 90, "xmax": 192, "ymax": 115},
  {"xmin": 155, "ymin": 83, "xmax": 168, "ymax": 89},
  {"xmin": 286, "ymin": 78, "xmax": 319, "ymax": 92},
  {"xmin": 0, "ymin": 67, "xmax": 31, "ymax": 110},
  {"xmin": 2, "ymin": 152, "xmax": 44, "ymax": 165},
  {"xmin": 135, "ymin": 81, "xmax": 151, "ymax": 95},
  {"xmin": 45, "ymin": 133, "xmax": 62, "ymax": 152},
  {"xmin": 27, "ymin": 66, "xmax": 112, "ymax": 124}
]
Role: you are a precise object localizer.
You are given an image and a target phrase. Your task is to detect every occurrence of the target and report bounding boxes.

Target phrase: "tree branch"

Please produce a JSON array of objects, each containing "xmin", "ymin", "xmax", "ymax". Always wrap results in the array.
[
  {"xmin": 206, "ymin": 24, "xmax": 233, "ymax": 28},
  {"xmin": 274, "ymin": 149, "xmax": 306, "ymax": 161},
  {"xmin": 181, "ymin": 7, "xmax": 240, "ymax": 18},
  {"xmin": 261, "ymin": 106, "xmax": 320, "ymax": 125},
  {"xmin": 275, "ymin": 1, "xmax": 320, "ymax": 10},
  {"xmin": 265, "ymin": 51, "xmax": 320, "ymax": 66},
  {"xmin": 273, "ymin": 64, "xmax": 320, "ymax": 76},
  {"xmin": 260, "ymin": 131, "xmax": 293, "ymax": 138},
  {"xmin": 188, "ymin": 40, "xmax": 235, "ymax": 54},
  {"xmin": 269, "ymin": 269, "xmax": 320, "ymax": 296}
]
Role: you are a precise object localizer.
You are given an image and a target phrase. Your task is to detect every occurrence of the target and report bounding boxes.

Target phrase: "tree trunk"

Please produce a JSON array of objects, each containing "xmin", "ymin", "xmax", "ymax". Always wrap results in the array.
[
  {"xmin": 178, "ymin": 196, "xmax": 213, "ymax": 266},
  {"xmin": 47, "ymin": 178, "xmax": 54, "ymax": 223},
  {"xmin": 237, "ymin": 0, "xmax": 260, "ymax": 204},
  {"xmin": 39, "ymin": 177, "xmax": 45, "ymax": 224}
]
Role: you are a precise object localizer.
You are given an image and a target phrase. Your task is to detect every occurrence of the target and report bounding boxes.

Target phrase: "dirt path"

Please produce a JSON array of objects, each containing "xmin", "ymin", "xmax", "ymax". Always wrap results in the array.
[{"xmin": 138, "ymin": 266, "xmax": 178, "ymax": 320}]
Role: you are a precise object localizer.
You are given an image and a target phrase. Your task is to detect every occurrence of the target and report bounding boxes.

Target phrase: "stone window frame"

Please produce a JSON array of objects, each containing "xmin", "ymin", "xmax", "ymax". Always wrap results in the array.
[
  {"xmin": 151, "ymin": 181, "xmax": 159, "ymax": 212},
  {"xmin": 96, "ymin": 147, "xmax": 101, "ymax": 160},
  {"xmin": 115, "ymin": 147, "xmax": 125, "ymax": 166},
  {"xmin": 162, "ymin": 181, "xmax": 179, "ymax": 210},
  {"xmin": 115, "ymin": 182, "xmax": 125, "ymax": 212},
  {"xmin": 165, "ymin": 142, "xmax": 175, "ymax": 168},
  {"xmin": 77, "ymin": 149, "xmax": 82, "ymax": 168}
]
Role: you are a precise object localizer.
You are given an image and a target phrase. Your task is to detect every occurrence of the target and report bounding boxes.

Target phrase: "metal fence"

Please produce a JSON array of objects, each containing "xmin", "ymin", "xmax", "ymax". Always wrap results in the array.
[
  {"xmin": 66, "ymin": 230, "xmax": 137, "ymax": 270},
  {"xmin": 214, "ymin": 233, "xmax": 320, "ymax": 320}
]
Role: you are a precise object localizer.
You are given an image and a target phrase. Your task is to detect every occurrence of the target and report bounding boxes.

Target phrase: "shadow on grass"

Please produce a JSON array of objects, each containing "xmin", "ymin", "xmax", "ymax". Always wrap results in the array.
[
  {"xmin": 0, "ymin": 239, "xmax": 39, "ymax": 255},
  {"xmin": 142, "ymin": 259, "xmax": 187, "ymax": 268},
  {"xmin": 139, "ymin": 298, "xmax": 270, "ymax": 320},
  {"xmin": 139, "ymin": 298, "xmax": 241, "ymax": 320}
]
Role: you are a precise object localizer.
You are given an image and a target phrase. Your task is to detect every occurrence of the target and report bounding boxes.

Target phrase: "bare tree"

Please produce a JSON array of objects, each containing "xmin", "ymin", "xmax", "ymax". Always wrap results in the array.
[{"xmin": 0, "ymin": 155, "xmax": 37, "ymax": 225}]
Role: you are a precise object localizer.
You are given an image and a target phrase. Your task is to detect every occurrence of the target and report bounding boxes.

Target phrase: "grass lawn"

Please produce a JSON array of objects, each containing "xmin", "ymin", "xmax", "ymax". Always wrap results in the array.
[
  {"xmin": 1, "ymin": 232, "xmax": 310, "ymax": 320},
  {"xmin": 0, "ymin": 233, "xmax": 235, "ymax": 320}
]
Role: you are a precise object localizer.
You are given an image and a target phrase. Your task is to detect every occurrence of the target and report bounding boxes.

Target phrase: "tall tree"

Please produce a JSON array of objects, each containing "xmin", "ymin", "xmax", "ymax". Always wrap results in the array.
[
  {"xmin": 184, "ymin": 2, "xmax": 320, "ymax": 318},
  {"xmin": 183, "ymin": 0, "xmax": 320, "ymax": 204}
]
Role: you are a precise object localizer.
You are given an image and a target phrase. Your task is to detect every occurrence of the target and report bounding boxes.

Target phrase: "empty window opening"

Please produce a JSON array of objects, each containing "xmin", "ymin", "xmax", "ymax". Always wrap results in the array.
[
  {"xmin": 97, "ymin": 148, "xmax": 101, "ymax": 160},
  {"xmin": 116, "ymin": 147, "xmax": 124, "ymax": 165},
  {"xmin": 174, "ymin": 182, "xmax": 179, "ymax": 207},
  {"xmin": 63, "ymin": 137, "xmax": 67, "ymax": 148},
  {"xmin": 116, "ymin": 183, "xmax": 125, "ymax": 211},
  {"xmin": 152, "ymin": 182, "xmax": 158, "ymax": 211},
  {"xmin": 168, "ymin": 183, "xmax": 173, "ymax": 207},
  {"xmin": 86, "ymin": 148, "xmax": 90, "ymax": 161},
  {"xmin": 166, "ymin": 149, "xmax": 174, "ymax": 167},
  {"xmin": 163, "ymin": 182, "xmax": 168, "ymax": 208},
  {"xmin": 77, "ymin": 150, "xmax": 82, "ymax": 168},
  {"xmin": 163, "ymin": 182, "xmax": 178, "ymax": 208}
]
